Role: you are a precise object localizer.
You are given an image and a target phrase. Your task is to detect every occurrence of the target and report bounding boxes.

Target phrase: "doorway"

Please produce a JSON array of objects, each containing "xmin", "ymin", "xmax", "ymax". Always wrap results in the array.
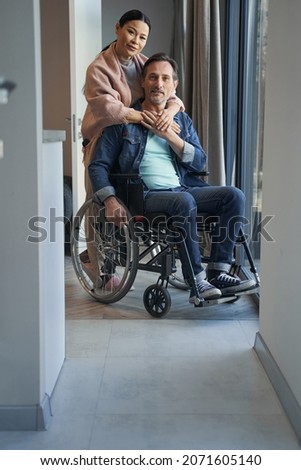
[{"xmin": 40, "ymin": 0, "xmax": 102, "ymax": 214}]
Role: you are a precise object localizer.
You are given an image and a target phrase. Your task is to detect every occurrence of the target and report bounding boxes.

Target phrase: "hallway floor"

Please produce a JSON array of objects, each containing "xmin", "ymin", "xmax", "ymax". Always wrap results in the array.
[{"xmin": 0, "ymin": 257, "xmax": 299, "ymax": 450}]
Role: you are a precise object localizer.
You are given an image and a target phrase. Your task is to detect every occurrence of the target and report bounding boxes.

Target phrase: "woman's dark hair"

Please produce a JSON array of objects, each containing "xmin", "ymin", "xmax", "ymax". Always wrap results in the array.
[
  {"xmin": 142, "ymin": 53, "xmax": 179, "ymax": 81},
  {"xmin": 102, "ymin": 9, "xmax": 151, "ymax": 52},
  {"xmin": 118, "ymin": 9, "xmax": 151, "ymax": 30}
]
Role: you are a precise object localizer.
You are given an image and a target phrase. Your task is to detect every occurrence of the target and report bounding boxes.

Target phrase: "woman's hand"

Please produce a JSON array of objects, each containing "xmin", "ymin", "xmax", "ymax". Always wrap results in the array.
[{"xmin": 125, "ymin": 108, "xmax": 144, "ymax": 124}]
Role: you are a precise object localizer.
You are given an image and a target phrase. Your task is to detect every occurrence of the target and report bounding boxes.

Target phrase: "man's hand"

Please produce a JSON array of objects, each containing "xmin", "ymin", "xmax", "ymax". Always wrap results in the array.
[
  {"xmin": 141, "ymin": 109, "xmax": 180, "ymax": 134},
  {"xmin": 104, "ymin": 196, "xmax": 128, "ymax": 227}
]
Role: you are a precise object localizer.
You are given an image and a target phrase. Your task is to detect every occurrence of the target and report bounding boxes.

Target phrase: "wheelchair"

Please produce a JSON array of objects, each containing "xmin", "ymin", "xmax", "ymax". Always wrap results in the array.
[{"xmin": 70, "ymin": 175, "xmax": 260, "ymax": 317}]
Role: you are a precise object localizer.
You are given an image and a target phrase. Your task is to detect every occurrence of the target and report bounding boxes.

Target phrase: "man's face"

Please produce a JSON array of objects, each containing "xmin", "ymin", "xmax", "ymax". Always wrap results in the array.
[{"xmin": 141, "ymin": 61, "xmax": 178, "ymax": 105}]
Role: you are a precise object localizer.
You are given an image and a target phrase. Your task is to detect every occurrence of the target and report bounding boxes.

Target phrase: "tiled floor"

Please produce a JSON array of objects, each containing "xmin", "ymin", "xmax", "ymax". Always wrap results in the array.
[{"xmin": 0, "ymin": 258, "xmax": 299, "ymax": 450}]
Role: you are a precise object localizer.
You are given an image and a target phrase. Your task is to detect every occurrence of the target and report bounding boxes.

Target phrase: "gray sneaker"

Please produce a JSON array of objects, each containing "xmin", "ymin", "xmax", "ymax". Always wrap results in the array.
[{"xmin": 189, "ymin": 279, "xmax": 221, "ymax": 303}]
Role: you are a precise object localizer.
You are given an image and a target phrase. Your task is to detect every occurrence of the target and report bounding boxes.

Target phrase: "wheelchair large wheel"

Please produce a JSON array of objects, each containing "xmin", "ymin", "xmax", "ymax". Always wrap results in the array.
[
  {"xmin": 71, "ymin": 198, "xmax": 139, "ymax": 303},
  {"xmin": 143, "ymin": 284, "xmax": 171, "ymax": 318}
]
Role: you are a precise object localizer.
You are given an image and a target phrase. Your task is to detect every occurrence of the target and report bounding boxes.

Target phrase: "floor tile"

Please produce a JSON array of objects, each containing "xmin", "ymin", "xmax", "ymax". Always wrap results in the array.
[
  {"xmin": 50, "ymin": 358, "xmax": 105, "ymax": 415},
  {"xmin": 96, "ymin": 353, "xmax": 283, "ymax": 416},
  {"xmin": 107, "ymin": 319, "xmax": 257, "ymax": 358},
  {"xmin": 238, "ymin": 320, "xmax": 260, "ymax": 347},
  {"xmin": 90, "ymin": 413, "xmax": 300, "ymax": 450},
  {"xmin": 66, "ymin": 320, "xmax": 113, "ymax": 358}
]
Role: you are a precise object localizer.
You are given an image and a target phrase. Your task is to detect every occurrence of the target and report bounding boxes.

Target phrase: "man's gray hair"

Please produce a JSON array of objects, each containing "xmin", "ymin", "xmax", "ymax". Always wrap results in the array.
[{"xmin": 142, "ymin": 53, "xmax": 179, "ymax": 81}]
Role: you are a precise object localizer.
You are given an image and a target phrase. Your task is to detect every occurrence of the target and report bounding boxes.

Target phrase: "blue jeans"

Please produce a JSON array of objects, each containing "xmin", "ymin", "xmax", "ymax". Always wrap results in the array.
[{"xmin": 144, "ymin": 186, "xmax": 246, "ymax": 280}]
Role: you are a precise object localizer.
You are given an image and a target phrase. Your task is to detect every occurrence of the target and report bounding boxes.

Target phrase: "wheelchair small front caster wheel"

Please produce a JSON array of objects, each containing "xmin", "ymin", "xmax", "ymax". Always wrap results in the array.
[{"xmin": 143, "ymin": 284, "xmax": 171, "ymax": 318}]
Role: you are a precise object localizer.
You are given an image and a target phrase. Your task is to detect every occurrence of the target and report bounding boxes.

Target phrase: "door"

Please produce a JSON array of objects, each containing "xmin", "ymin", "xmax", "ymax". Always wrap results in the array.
[{"xmin": 69, "ymin": 0, "xmax": 102, "ymax": 213}]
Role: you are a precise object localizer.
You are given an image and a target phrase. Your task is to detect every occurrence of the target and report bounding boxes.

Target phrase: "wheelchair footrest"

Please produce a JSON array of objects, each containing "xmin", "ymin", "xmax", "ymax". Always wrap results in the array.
[
  {"xmin": 193, "ymin": 285, "xmax": 259, "ymax": 307},
  {"xmin": 194, "ymin": 296, "xmax": 237, "ymax": 307}
]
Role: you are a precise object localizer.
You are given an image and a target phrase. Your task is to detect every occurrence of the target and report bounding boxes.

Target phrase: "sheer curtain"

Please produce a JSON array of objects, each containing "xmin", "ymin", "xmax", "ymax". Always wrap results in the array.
[{"xmin": 184, "ymin": 0, "xmax": 225, "ymax": 185}]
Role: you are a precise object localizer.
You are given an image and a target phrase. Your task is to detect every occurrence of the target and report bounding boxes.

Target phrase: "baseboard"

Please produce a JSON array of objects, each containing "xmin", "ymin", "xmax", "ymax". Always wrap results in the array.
[
  {"xmin": 0, "ymin": 394, "xmax": 52, "ymax": 431},
  {"xmin": 254, "ymin": 332, "xmax": 301, "ymax": 444}
]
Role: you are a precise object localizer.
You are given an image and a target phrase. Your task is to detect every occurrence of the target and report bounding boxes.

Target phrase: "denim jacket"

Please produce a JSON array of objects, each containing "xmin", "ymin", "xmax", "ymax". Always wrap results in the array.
[{"xmin": 88, "ymin": 101, "xmax": 209, "ymax": 202}]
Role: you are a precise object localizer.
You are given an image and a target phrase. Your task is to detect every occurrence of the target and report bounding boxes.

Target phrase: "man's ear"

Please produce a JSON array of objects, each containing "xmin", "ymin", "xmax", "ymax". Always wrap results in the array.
[
  {"xmin": 174, "ymin": 80, "xmax": 179, "ymax": 92},
  {"xmin": 115, "ymin": 22, "xmax": 120, "ymax": 34}
]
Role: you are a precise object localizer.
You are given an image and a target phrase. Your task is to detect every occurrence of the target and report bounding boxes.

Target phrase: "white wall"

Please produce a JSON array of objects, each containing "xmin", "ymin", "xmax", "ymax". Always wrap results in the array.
[
  {"xmin": 0, "ymin": 0, "xmax": 63, "ymax": 430},
  {"xmin": 257, "ymin": 0, "xmax": 301, "ymax": 432},
  {"xmin": 0, "ymin": 0, "xmax": 42, "ymax": 404}
]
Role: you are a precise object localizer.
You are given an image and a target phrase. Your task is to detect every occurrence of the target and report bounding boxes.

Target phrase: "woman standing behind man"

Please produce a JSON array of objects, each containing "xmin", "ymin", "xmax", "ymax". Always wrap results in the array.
[{"xmin": 81, "ymin": 9, "xmax": 184, "ymax": 197}]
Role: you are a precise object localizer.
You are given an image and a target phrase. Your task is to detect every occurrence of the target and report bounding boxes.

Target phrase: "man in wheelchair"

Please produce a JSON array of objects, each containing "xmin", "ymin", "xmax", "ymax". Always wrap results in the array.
[{"xmin": 88, "ymin": 53, "xmax": 256, "ymax": 304}]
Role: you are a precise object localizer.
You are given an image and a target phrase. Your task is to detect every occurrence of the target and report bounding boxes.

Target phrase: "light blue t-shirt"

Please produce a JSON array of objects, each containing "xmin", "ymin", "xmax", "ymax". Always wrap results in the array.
[{"xmin": 139, "ymin": 133, "xmax": 180, "ymax": 190}]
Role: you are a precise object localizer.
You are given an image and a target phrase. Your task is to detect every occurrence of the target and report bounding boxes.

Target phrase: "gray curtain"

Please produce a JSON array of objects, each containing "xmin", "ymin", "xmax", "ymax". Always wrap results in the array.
[
  {"xmin": 184, "ymin": 0, "xmax": 225, "ymax": 185},
  {"xmin": 171, "ymin": 0, "xmax": 186, "ymax": 100}
]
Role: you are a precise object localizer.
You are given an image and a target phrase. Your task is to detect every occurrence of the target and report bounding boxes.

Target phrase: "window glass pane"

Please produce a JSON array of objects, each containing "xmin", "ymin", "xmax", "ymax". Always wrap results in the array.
[
  {"xmin": 223, "ymin": 0, "xmax": 269, "ymax": 295},
  {"xmin": 249, "ymin": 0, "xmax": 269, "ymax": 275}
]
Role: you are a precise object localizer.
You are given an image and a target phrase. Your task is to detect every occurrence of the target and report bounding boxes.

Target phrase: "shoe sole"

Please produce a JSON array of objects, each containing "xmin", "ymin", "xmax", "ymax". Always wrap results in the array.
[
  {"xmin": 222, "ymin": 287, "xmax": 259, "ymax": 296},
  {"xmin": 218, "ymin": 280, "xmax": 257, "ymax": 295}
]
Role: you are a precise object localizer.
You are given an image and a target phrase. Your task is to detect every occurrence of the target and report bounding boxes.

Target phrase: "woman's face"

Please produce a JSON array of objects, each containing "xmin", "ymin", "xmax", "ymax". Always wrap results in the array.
[{"xmin": 115, "ymin": 20, "xmax": 149, "ymax": 61}]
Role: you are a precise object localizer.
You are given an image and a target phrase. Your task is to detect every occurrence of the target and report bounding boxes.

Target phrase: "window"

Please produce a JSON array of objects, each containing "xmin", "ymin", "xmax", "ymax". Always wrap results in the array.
[{"xmin": 224, "ymin": 0, "xmax": 269, "ymax": 297}]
